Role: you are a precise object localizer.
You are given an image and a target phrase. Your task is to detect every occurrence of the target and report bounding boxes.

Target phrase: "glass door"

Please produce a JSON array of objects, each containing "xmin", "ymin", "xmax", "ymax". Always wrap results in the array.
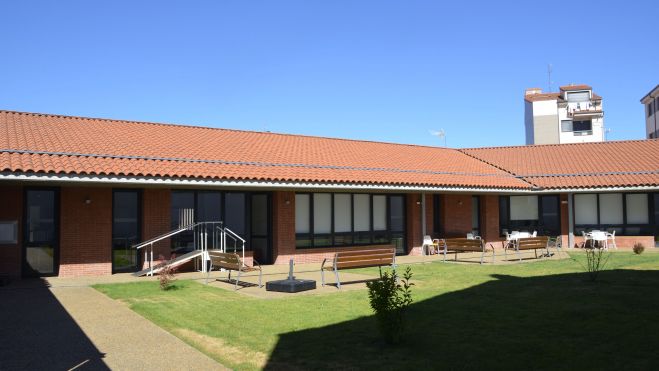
[
  {"xmin": 389, "ymin": 195, "xmax": 406, "ymax": 255},
  {"xmin": 24, "ymin": 189, "xmax": 59, "ymax": 276},
  {"xmin": 250, "ymin": 194, "xmax": 271, "ymax": 264},
  {"xmin": 112, "ymin": 190, "xmax": 141, "ymax": 272}
]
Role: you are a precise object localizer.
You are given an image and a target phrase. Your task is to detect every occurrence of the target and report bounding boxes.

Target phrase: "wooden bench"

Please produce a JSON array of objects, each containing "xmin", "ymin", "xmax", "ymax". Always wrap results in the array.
[
  {"xmin": 505, "ymin": 236, "xmax": 550, "ymax": 261},
  {"xmin": 440, "ymin": 238, "xmax": 494, "ymax": 264},
  {"xmin": 321, "ymin": 248, "xmax": 396, "ymax": 289},
  {"xmin": 205, "ymin": 252, "xmax": 262, "ymax": 290}
]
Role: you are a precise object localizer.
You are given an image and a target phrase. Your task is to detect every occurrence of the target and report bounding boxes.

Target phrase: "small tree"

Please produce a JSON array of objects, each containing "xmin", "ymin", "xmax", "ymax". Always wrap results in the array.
[
  {"xmin": 576, "ymin": 247, "xmax": 610, "ymax": 282},
  {"xmin": 366, "ymin": 266, "xmax": 414, "ymax": 344},
  {"xmin": 158, "ymin": 254, "xmax": 178, "ymax": 290},
  {"xmin": 633, "ymin": 242, "xmax": 645, "ymax": 255}
]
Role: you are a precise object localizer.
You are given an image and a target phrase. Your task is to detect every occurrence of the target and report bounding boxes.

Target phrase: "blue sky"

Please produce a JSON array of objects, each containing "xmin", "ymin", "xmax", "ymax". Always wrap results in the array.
[{"xmin": 1, "ymin": 1, "xmax": 656, "ymax": 148}]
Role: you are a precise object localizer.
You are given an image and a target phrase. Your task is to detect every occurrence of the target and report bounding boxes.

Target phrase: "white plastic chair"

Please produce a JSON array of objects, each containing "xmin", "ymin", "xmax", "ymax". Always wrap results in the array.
[
  {"xmin": 606, "ymin": 230, "xmax": 617, "ymax": 249},
  {"xmin": 531, "ymin": 231, "xmax": 537, "ymax": 237},
  {"xmin": 422, "ymin": 235, "xmax": 436, "ymax": 255}
]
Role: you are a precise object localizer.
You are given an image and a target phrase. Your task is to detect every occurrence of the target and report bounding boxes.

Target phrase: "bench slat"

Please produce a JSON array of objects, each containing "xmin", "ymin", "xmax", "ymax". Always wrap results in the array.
[
  {"xmin": 335, "ymin": 258, "xmax": 394, "ymax": 270},
  {"xmin": 335, "ymin": 253, "xmax": 394, "ymax": 263},
  {"xmin": 333, "ymin": 249, "xmax": 395, "ymax": 258}
]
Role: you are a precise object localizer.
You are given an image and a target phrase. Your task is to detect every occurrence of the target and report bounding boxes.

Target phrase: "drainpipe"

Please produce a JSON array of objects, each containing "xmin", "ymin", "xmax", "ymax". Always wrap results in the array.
[
  {"xmin": 421, "ymin": 192, "xmax": 427, "ymax": 255},
  {"xmin": 568, "ymin": 193, "xmax": 574, "ymax": 249}
]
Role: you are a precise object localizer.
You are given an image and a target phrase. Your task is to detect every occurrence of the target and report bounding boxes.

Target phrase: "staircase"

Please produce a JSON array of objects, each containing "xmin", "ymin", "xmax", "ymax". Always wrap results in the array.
[{"xmin": 131, "ymin": 221, "xmax": 246, "ymax": 277}]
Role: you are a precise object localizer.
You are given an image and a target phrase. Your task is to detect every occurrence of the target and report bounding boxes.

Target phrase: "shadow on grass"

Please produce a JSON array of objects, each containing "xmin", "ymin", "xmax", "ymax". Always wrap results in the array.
[
  {"xmin": 0, "ymin": 279, "xmax": 108, "ymax": 370},
  {"xmin": 266, "ymin": 269, "xmax": 659, "ymax": 370}
]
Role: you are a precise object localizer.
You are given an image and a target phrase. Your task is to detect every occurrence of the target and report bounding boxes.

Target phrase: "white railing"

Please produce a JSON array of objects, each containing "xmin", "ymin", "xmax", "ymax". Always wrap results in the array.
[
  {"xmin": 218, "ymin": 226, "xmax": 247, "ymax": 267},
  {"xmin": 133, "ymin": 221, "xmax": 247, "ymax": 276}
]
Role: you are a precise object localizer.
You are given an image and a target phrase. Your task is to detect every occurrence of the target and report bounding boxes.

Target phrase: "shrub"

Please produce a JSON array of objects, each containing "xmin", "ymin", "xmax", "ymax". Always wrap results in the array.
[
  {"xmin": 158, "ymin": 255, "xmax": 178, "ymax": 290},
  {"xmin": 633, "ymin": 243, "xmax": 645, "ymax": 255},
  {"xmin": 577, "ymin": 247, "xmax": 611, "ymax": 282},
  {"xmin": 366, "ymin": 266, "xmax": 414, "ymax": 344}
]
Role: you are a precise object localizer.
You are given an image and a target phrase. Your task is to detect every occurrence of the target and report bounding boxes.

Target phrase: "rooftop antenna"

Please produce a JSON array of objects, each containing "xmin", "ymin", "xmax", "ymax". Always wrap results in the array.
[
  {"xmin": 430, "ymin": 129, "xmax": 447, "ymax": 147},
  {"xmin": 547, "ymin": 63, "xmax": 553, "ymax": 92}
]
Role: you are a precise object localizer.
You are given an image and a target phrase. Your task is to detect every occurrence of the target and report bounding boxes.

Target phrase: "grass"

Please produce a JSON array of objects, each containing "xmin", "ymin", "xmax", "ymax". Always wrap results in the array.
[{"xmin": 94, "ymin": 251, "xmax": 659, "ymax": 370}]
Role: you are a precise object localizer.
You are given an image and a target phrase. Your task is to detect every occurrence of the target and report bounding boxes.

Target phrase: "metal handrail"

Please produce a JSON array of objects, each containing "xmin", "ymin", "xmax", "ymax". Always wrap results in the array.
[
  {"xmin": 135, "ymin": 221, "xmax": 247, "ymax": 275},
  {"xmin": 132, "ymin": 223, "xmax": 197, "ymax": 250}
]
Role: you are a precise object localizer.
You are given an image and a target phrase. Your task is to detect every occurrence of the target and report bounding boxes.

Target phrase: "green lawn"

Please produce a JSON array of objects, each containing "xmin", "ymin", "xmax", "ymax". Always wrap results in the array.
[{"xmin": 94, "ymin": 252, "xmax": 659, "ymax": 370}]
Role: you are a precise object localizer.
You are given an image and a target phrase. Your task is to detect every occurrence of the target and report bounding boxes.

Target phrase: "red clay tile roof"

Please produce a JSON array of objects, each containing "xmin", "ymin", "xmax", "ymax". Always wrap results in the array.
[
  {"xmin": 461, "ymin": 140, "xmax": 659, "ymax": 189},
  {"xmin": 0, "ymin": 110, "xmax": 528, "ymax": 189},
  {"xmin": 524, "ymin": 92, "xmax": 564, "ymax": 103},
  {"xmin": 560, "ymin": 84, "xmax": 592, "ymax": 91}
]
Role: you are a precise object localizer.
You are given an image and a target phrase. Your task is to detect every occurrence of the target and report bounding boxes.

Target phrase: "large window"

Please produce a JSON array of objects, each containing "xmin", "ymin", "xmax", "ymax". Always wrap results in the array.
[
  {"xmin": 574, "ymin": 193, "xmax": 654, "ymax": 235},
  {"xmin": 170, "ymin": 190, "xmax": 271, "ymax": 260},
  {"xmin": 295, "ymin": 193, "xmax": 406, "ymax": 250},
  {"xmin": 499, "ymin": 195, "xmax": 561, "ymax": 236},
  {"xmin": 573, "ymin": 120, "xmax": 592, "ymax": 132}
]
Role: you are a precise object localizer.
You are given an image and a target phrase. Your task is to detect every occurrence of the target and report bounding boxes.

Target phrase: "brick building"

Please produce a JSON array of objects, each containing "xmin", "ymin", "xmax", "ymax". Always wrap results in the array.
[{"xmin": 0, "ymin": 110, "xmax": 657, "ymax": 277}]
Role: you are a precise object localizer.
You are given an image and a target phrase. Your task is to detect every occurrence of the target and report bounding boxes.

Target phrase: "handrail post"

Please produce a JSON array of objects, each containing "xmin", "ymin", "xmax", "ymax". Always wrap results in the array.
[{"xmin": 150, "ymin": 243, "xmax": 154, "ymax": 277}]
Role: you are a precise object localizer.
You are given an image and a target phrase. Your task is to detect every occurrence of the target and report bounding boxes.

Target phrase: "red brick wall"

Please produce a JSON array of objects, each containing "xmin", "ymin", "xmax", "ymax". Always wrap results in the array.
[
  {"xmin": 573, "ymin": 236, "xmax": 655, "ymax": 249},
  {"xmin": 272, "ymin": 191, "xmax": 296, "ymax": 263},
  {"xmin": 481, "ymin": 195, "xmax": 499, "ymax": 243},
  {"xmin": 0, "ymin": 185, "xmax": 22, "ymax": 277},
  {"xmin": 441, "ymin": 194, "xmax": 473, "ymax": 237},
  {"xmin": 142, "ymin": 188, "xmax": 172, "ymax": 266},
  {"xmin": 59, "ymin": 187, "xmax": 112, "ymax": 277}
]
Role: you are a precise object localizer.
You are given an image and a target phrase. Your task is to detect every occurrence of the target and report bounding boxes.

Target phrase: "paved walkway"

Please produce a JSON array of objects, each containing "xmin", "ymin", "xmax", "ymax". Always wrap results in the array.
[{"xmin": 0, "ymin": 281, "xmax": 226, "ymax": 371}]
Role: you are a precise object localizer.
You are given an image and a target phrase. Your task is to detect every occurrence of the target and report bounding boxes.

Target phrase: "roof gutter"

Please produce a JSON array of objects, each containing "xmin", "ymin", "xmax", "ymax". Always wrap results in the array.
[
  {"xmin": 1, "ymin": 172, "xmax": 657, "ymax": 194},
  {"xmin": 0, "ymin": 172, "xmax": 533, "ymax": 193}
]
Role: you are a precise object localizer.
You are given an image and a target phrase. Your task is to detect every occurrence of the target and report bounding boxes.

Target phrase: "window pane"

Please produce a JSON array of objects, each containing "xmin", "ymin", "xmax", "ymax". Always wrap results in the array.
[
  {"xmin": 574, "ymin": 194, "xmax": 598, "ymax": 224},
  {"xmin": 197, "ymin": 192, "xmax": 221, "ymax": 222},
  {"xmin": 471, "ymin": 196, "xmax": 480, "ymax": 229},
  {"xmin": 510, "ymin": 196, "xmax": 538, "ymax": 220},
  {"xmin": 113, "ymin": 190, "xmax": 140, "ymax": 271},
  {"xmin": 390, "ymin": 196, "xmax": 405, "ymax": 232},
  {"xmin": 561, "ymin": 120, "xmax": 573, "ymax": 132},
  {"xmin": 295, "ymin": 194, "xmax": 310, "ymax": 233},
  {"xmin": 599, "ymin": 193, "xmax": 623, "ymax": 224},
  {"xmin": 334, "ymin": 194, "xmax": 352, "ymax": 233},
  {"xmin": 626, "ymin": 194, "xmax": 649, "ymax": 224},
  {"xmin": 225, "ymin": 193, "xmax": 246, "ymax": 236},
  {"xmin": 313, "ymin": 193, "xmax": 332, "ymax": 234},
  {"xmin": 373, "ymin": 195, "xmax": 387, "ymax": 231},
  {"xmin": 540, "ymin": 196, "xmax": 560, "ymax": 235},
  {"xmin": 171, "ymin": 191, "xmax": 195, "ymax": 228},
  {"xmin": 567, "ymin": 91, "xmax": 590, "ymax": 102},
  {"xmin": 573, "ymin": 120, "xmax": 592, "ymax": 132},
  {"xmin": 251, "ymin": 194, "xmax": 268, "ymax": 236},
  {"xmin": 354, "ymin": 194, "xmax": 371, "ymax": 232}
]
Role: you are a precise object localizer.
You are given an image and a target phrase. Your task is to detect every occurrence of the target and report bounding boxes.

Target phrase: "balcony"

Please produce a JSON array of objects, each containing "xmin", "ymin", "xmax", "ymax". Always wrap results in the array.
[{"xmin": 566, "ymin": 102, "xmax": 603, "ymax": 118}]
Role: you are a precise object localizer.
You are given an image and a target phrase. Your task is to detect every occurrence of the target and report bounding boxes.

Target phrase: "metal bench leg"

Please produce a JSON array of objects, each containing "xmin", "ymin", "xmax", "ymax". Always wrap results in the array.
[
  {"xmin": 443, "ymin": 248, "xmax": 447, "ymax": 262},
  {"xmin": 504, "ymin": 246, "xmax": 507, "ymax": 261},
  {"xmin": 535, "ymin": 249, "xmax": 538, "ymax": 259},
  {"xmin": 320, "ymin": 269, "xmax": 325, "ymax": 287},
  {"xmin": 516, "ymin": 248, "xmax": 522, "ymax": 262},
  {"xmin": 492, "ymin": 248, "xmax": 495, "ymax": 264},
  {"xmin": 235, "ymin": 270, "xmax": 241, "ymax": 290},
  {"xmin": 258, "ymin": 269, "xmax": 263, "ymax": 288},
  {"xmin": 334, "ymin": 267, "xmax": 341, "ymax": 289},
  {"xmin": 379, "ymin": 265, "xmax": 382, "ymax": 278}
]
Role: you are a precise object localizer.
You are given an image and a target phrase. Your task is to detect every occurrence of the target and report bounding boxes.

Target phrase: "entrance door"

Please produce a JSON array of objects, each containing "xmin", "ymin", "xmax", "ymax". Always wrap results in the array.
[
  {"xmin": 23, "ymin": 189, "xmax": 59, "ymax": 276},
  {"xmin": 540, "ymin": 195, "xmax": 561, "ymax": 236},
  {"xmin": 250, "ymin": 193, "xmax": 271, "ymax": 264},
  {"xmin": 112, "ymin": 190, "xmax": 141, "ymax": 272}
]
